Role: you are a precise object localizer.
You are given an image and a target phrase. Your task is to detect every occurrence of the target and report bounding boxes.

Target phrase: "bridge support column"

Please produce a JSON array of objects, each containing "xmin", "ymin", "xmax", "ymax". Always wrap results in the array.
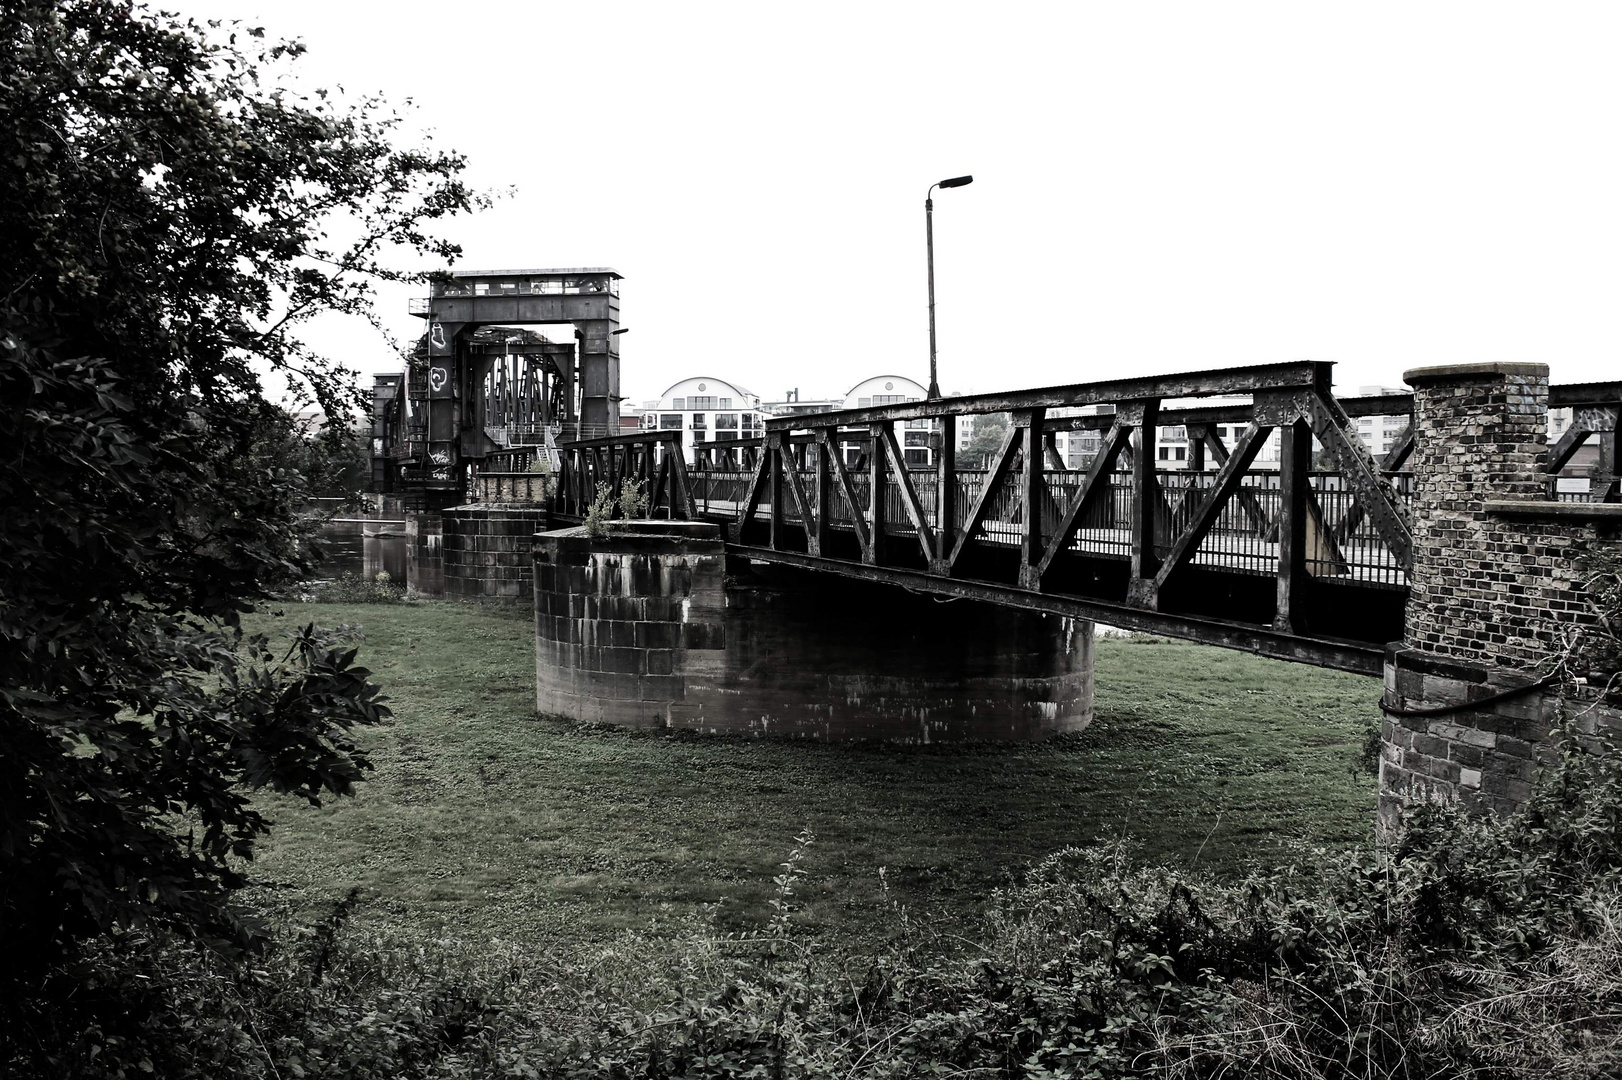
[
  {"xmin": 405, "ymin": 512, "xmax": 445, "ymax": 598},
  {"xmin": 443, "ymin": 504, "xmax": 551, "ymax": 601},
  {"xmin": 1381, "ymin": 362, "xmax": 1622, "ymax": 828},
  {"xmin": 534, "ymin": 522, "xmax": 1093, "ymax": 740}
]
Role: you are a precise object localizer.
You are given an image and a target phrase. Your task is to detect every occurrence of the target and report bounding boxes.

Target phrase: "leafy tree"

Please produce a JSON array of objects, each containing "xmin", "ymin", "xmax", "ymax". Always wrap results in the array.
[
  {"xmin": 0, "ymin": 0, "xmax": 480, "ymax": 1055},
  {"xmin": 963, "ymin": 411, "xmax": 1012, "ymax": 468}
]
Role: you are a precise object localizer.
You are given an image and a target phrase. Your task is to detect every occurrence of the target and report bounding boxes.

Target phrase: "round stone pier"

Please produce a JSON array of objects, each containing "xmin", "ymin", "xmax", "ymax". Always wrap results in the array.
[{"xmin": 533, "ymin": 521, "xmax": 1093, "ymax": 740}]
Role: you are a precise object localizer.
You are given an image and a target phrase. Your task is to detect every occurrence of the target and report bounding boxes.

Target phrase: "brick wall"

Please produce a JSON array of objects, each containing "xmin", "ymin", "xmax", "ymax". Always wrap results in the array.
[
  {"xmin": 474, "ymin": 472, "xmax": 552, "ymax": 505},
  {"xmin": 1405, "ymin": 363, "xmax": 1611, "ymax": 669},
  {"xmin": 533, "ymin": 523, "xmax": 731, "ymax": 727},
  {"xmin": 1379, "ymin": 646, "xmax": 1622, "ymax": 826},
  {"xmin": 1382, "ymin": 362, "xmax": 1622, "ymax": 825}
]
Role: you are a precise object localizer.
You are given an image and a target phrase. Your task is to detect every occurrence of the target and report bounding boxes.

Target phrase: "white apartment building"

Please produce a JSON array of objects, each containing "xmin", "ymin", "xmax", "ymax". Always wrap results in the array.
[
  {"xmin": 637, "ymin": 376, "xmax": 764, "ymax": 461},
  {"xmin": 841, "ymin": 375, "xmax": 934, "ymax": 467}
]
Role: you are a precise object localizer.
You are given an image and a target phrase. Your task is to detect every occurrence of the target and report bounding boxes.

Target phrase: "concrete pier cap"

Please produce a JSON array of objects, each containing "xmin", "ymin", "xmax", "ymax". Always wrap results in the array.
[{"xmin": 533, "ymin": 519, "xmax": 1094, "ymax": 740}]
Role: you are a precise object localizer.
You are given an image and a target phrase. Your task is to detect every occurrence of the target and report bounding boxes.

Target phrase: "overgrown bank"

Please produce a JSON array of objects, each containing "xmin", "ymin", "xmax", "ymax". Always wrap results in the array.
[
  {"xmin": 235, "ymin": 602, "xmax": 1384, "ymax": 947},
  {"xmin": 18, "ymin": 736, "xmax": 1622, "ymax": 1078}
]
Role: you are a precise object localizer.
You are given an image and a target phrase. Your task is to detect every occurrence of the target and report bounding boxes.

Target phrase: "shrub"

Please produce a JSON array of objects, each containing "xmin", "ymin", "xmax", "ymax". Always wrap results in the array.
[
  {"xmin": 617, "ymin": 477, "xmax": 650, "ymax": 520},
  {"xmin": 582, "ymin": 480, "xmax": 616, "ymax": 538},
  {"xmin": 524, "ymin": 452, "xmax": 557, "ymax": 500},
  {"xmin": 12, "ymin": 738, "xmax": 1622, "ymax": 1078},
  {"xmin": 306, "ymin": 572, "xmax": 413, "ymax": 605},
  {"xmin": 583, "ymin": 479, "xmax": 650, "ymax": 538}
]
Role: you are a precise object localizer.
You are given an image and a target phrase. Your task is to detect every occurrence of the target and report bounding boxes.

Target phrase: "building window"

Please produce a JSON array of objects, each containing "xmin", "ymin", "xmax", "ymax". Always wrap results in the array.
[
  {"xmin": 1158, "ymin": 446, "xmax": 1170, "ymax": 460},
  {"xmin": 689, "ymin": 395, "xmax": 717, "ymax": 409},
  {"xmin": 1163, "ymin": 426, "xmax": 1187, "ymax": 442},
  {"xmin": 1174, "ymin": 446, "xmax": 1186, "ymax": 461},
  {"xmin": 719, "ymin": 398, "xmax": 733, "ymax": 409},
  {"xmin": 904, "ymin": 430, "xmax": 928, "ymax": 447},
  {"xmin": 660, "ymin": 414, "xmax": 682, "ymax": 430},
  {"xmin": 903, "ymin": 448, "xmax": 929, "ymax": 467},
  {"xmin": 691, "ymin": 413, "xmax": 706, "ymax": 430},
  {"xmin": 715, "ymin": 413, "xmax": 739, "ymax": 430},
  {"xmin": 671, "ymin": 398, "xmax": 685, "ymax": 410}
]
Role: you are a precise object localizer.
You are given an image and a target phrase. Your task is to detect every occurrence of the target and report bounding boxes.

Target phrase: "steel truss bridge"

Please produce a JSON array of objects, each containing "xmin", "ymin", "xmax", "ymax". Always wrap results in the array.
[{"xmin": 527, "ymin": 362, "xmax": 1619, "ymax": 675}]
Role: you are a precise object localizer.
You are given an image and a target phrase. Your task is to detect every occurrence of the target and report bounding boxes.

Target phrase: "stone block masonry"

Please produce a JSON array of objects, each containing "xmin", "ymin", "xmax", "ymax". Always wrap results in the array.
[
  {"xmin": 443, "ymin": 504, "xmax": 550, "ymax": 601},
  {"xmin": 404, "ymin": 513, "xmax": 443, "ymax": 598},
  {"xmin": 1381, "ymin": 362, "xmax": 1622, "ymax": 827},
  {"xmin": 533, "ymin": 521, "xmax": 1093, "ymax": 740}
]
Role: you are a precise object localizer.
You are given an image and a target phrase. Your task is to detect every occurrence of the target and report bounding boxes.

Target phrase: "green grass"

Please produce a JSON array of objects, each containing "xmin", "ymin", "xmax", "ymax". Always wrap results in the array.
[{"xmin": 242, "ymin": 602, "xmax": 1381, "ymax": 949}]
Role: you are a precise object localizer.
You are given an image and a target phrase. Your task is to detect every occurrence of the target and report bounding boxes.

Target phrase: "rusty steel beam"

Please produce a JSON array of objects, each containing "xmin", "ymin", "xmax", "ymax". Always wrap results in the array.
[
  {"xmin": 727, "ymin": 547, "xmax": 1385, "ymax": 676},
  {"xmin": 765, "ymin": 362, "xmax": 1330, "ymax": 430}
]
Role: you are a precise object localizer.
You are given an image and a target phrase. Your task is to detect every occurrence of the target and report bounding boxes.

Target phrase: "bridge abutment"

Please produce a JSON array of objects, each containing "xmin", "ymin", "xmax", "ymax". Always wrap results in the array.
[
  {"xmin": 533, "ymin": 522, "xmax": 1093, "ymax": 740},
  {"xmin": 1381, "ymin": 362, "xmax": 1622, "ymax": 828}
]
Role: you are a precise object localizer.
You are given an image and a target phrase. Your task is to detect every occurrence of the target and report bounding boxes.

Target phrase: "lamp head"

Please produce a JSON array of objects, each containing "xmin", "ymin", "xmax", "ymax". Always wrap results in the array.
[{"xmin": 937, "ymin": 175, "xmax": 974, "ymax": 189}]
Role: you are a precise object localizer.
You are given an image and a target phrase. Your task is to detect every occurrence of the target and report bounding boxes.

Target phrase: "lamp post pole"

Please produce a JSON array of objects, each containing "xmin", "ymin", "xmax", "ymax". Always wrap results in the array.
[{"xmin": 926, "ymin": 175, "xmax": 973, "ymax": 400}]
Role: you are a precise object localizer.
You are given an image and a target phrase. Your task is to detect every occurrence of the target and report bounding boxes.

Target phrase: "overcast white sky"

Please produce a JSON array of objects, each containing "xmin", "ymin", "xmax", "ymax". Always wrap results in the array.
[{"xmin": 174, "ymin": 0, "xmax": 1621, "ymax": 404}]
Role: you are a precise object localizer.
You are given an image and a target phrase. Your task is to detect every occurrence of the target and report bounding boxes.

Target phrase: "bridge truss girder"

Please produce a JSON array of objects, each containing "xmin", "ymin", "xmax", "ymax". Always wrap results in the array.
[{"xmin": 535, "ymin": 363, "xmax": 1618, "ymax": 674}]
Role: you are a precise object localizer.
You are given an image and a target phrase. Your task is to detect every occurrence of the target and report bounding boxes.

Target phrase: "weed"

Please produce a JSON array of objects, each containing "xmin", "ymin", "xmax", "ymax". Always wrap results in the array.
[
  {"xmin": 582, "ymin": 481, "xmax": 615, "ymax": 537},
  {"xmin": 617, "ymin": 477, "xmax": 649, "ymax": 520},
  {"xmin": 304, "ymin": 571, "xmax": 412, "ymax": 605},
  {"xmin": 584, "ymin": 478, "xmax": 652, "ymax": 537}
]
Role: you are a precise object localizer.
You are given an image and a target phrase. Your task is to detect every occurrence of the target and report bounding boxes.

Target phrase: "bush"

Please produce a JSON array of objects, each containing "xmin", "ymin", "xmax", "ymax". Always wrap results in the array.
[
  {"xmin": 583, "ymin": 479, "xmax": 650, "ymax": 538},
  {"xmin": 14, "ymin": 741, "xmax": 1622, "ymax": 1078},
  {"xmin": 305, "ymin": 572, "xmax": 414, "ymax": 605},
  {"xmin": 0, "ymin": 0, "xmax": 466, "ymax": 1028}
]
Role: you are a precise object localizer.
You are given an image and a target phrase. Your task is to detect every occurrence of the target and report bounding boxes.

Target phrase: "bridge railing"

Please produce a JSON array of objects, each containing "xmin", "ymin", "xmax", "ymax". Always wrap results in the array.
[
  {"xmin": 718, "ymin": 363, "xmax": 1407, "ymax": 628},
  {"xmin": 549, "ymin": 429, "xmax": 695, "ymax": 521}
]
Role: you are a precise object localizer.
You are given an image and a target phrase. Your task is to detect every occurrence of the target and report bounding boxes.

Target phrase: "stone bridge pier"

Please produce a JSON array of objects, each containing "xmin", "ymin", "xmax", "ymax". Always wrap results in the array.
[
  {"xmin": 532, "ymin": 522, "xmax": 1093, "ymax": 741},
  {"xmin": 1380, "ymin": 363, "xmax": 1622, "ymax": 826}
]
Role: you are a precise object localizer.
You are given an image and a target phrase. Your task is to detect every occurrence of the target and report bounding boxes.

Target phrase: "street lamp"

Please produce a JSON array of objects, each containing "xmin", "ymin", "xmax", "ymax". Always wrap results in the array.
[{"xmin": 926, "ymin": 174, "xmax": 973, "ymax": 399}]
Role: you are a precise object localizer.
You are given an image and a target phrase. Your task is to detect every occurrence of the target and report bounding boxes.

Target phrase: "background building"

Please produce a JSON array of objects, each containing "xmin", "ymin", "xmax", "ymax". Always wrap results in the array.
[{"xmin": 638, "ymin": 376, "xmax": 763, "ymax": 461}]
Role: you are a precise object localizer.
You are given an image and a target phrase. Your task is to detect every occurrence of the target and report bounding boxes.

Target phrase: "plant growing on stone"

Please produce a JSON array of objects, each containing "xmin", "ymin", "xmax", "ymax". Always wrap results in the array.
[
  {"xmin": 583, "ymin": 478, "xmax": 650, "ymax": 537},
  {"xmin": 617, "ymin": 477, "xmax": 650, "ymax": 520},
  {"xmin": 582, "ymin": 480, "xmax": 617, "ymax": 538}
]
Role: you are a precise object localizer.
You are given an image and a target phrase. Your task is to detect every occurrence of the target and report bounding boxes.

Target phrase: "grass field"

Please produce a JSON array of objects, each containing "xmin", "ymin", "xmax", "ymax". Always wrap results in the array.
[{"xmin": 242, "ymin": 601, "xmax": 1382, "ymax": 949}]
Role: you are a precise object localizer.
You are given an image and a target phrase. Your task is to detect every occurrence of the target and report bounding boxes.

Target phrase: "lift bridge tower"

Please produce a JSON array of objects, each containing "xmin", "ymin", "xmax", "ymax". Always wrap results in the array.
[{"xmin": 370, "ymin": 267, "xmax": 623, "ymax": 509}]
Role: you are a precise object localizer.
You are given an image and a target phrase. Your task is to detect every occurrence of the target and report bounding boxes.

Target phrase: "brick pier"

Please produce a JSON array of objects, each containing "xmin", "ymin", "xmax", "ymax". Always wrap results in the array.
[{"xmin": 1380, "ymin": 362, "xmax": 1622, "ymax": 826}]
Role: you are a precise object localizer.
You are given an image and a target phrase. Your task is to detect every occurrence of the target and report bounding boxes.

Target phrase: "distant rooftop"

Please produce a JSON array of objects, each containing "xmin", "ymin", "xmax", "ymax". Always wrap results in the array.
[{"xmin": 447, "ymin": 267, "xmax": 621, "ymax": 279}]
